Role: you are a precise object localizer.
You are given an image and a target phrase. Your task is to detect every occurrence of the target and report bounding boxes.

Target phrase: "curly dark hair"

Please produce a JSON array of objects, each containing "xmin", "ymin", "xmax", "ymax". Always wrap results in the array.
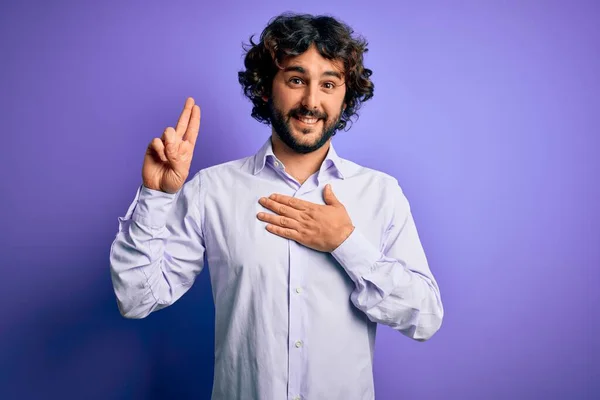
[{"xmin": 238, "ymin": 12, "xmax": 374, "ymax": 132}]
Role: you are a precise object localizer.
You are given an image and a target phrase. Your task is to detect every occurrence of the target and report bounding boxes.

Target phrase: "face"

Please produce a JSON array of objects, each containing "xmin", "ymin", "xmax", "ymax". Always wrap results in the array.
[{"xmin": 266, "ymin": 45, "xmax": 347, "ymax": 154}]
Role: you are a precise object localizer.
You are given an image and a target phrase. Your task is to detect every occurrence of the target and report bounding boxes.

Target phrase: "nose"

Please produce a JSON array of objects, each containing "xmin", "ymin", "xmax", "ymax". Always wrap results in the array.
[{"xmin": 301, "ymin": 82, "xmax": 319, "ymax": 111}]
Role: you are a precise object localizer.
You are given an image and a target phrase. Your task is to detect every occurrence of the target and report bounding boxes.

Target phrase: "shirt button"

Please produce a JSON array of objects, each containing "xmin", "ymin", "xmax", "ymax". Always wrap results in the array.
[
  {"xmin": 295, "ymin": 287, "xmax": 302, "ymax": 294},
  {"xmin": 274, "ymin": 161, "xmax": 279, "ymax": 167},
  {"xmin": 295, "ymin": 340, "xmax": 303, "ymax": 348},
  {"xmin": 293, "ymin": 397, "xmax": 301, "ymax": 400}
]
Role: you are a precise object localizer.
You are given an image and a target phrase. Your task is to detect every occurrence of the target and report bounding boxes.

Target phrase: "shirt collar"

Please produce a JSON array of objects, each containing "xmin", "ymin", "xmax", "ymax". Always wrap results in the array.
[{"xmin": 252, "ymin": 136, "xmax": 348, "ymax": 179}]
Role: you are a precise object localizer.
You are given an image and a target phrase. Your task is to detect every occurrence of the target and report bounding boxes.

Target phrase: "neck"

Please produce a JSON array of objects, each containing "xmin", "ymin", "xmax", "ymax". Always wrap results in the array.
[{"xmin": 270, "ymin": 132, "xmax": 331, "ymax": 184}]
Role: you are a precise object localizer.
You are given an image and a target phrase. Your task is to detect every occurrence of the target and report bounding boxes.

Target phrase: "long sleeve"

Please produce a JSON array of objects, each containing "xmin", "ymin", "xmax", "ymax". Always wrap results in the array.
[
  {"xmin": 109, "ymin": 171, "xmax": 206, "ymax": 319},
  {"xmin": 331, "ymin": 179, "xmax": 443, "ymax": 341}
]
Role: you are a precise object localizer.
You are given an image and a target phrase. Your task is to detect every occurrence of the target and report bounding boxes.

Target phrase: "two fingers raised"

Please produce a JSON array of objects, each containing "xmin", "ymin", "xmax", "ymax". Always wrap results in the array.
[
  {"xmin": 148, "ymin": 97, "xmax": 201, "ymax": 163},
  {"xmin": 175, "ymin": 97, "xmax": 201, "ymax": 146}
]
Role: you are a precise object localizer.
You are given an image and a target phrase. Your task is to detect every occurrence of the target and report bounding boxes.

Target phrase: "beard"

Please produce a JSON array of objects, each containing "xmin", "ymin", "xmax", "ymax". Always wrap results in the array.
[{"xmin": 268, "ymin": 98, "xmax": 343, "ymax": 155}]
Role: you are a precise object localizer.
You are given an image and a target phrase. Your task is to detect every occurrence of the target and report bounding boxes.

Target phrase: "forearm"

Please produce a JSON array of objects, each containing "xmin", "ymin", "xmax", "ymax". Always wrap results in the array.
[
  {"xmin": 109, "ymin": 173, "xmax": 206, "ymax": 319},
  {"xmin": 110, "ymin": 209, "xmax": 177, "ymax": 319}
]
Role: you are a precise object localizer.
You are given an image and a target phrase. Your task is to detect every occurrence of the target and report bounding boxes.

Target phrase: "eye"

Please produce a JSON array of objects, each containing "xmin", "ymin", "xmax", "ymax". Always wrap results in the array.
[
  {"xmin": 289, "ymin": 77, "xmax": 304, "ymax": 85},
  {"xmin": 323, "ymin": 82, "xmax": 336, "ymax": 89}
]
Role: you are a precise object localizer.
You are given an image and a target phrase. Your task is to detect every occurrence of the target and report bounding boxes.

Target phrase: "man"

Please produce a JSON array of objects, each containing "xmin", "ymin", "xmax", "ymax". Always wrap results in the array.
[{"xmin": 110, "ymin": 12, "xmax": 443, "ymax": 400}]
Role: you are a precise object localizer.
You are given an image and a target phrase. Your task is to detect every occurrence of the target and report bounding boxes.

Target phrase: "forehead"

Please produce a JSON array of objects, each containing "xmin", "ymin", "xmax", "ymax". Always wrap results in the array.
[{"xmin": 280, "ymin": 45, "xmax": 344, "ymax": 76}]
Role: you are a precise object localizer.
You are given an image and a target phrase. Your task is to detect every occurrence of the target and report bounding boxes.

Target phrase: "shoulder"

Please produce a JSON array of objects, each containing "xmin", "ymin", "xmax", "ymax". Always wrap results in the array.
[
  {"xmin": 192, "ymin": 154, "xmax": 253, "ymax": 182},
  {"xmin": 342, "ymin": 158, "xmax": 405, "ymax": 193},
  {"xmin": 342, "ymin": 158, "xmax": 411, "ymax": 218}
]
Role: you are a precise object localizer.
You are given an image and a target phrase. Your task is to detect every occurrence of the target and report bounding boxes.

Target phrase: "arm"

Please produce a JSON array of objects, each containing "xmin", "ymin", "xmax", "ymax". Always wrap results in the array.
[
  {"xmin": 109, "ymin": 171, "xmax": 206, "ymax": 319},
  {"xmin": 331, "ymin": 180, "xmax": 443, "ymax": 341}
]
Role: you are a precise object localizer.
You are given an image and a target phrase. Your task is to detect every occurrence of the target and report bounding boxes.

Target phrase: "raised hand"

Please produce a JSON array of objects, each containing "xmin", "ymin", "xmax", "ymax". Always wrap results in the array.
[{"xmin": 142, "ymin": 97, "xmax": 201, "ymax": 194}]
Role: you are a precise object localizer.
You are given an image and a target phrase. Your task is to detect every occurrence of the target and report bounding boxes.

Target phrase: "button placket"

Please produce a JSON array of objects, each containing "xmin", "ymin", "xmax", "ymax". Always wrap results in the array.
[{"xmin": 287, "ymin": 231, "xmax": 307, "ymax": 399}]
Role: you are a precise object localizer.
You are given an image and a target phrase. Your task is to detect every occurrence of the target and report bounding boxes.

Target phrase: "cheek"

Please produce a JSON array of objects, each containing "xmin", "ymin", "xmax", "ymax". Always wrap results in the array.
[
  {"xmin": 272, "ymin": 96, "xmax": 296, "ymax": 115},
  {"xmin": 327, "ymin": 95, "xmax": 346, "ymax": 114},
  {"xmin": 270, "ymin": 81, "xmax": 299, "ymax": 109},
  {"xmin": 325, "ymin": 104, "xmax": 344, "ymax": 121}
]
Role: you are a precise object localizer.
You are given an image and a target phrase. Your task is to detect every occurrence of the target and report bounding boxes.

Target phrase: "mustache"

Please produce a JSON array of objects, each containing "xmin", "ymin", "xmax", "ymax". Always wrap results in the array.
[{"xmin": 289, "ymin": 107, "xmax": 327, "ymax": 120}]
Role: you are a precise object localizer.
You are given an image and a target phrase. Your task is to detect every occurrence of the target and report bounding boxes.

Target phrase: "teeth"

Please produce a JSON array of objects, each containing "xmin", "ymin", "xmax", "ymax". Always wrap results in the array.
[{"xmin": 298, "ymin": 117, "xmax": 318, "ymax": 124}]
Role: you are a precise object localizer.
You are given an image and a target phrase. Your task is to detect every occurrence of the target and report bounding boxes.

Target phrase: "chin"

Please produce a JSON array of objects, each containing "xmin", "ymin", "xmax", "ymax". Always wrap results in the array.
[{"xmin": 295, "ymin": 132, "xmax": 322, "ymax": 145}]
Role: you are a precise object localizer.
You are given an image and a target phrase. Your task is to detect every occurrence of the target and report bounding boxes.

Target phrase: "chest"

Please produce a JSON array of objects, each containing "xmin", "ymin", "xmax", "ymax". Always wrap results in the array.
[{"xmin": 201, "ymin": 176, "xmax": 388, "ymax": 298}]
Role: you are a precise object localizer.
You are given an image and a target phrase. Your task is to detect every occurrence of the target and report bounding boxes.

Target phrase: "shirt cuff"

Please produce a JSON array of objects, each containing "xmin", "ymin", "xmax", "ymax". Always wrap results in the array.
[
  {"xmin": 331, "ymin": 227, "xmax": 382, "ymax": 283},
  {"xmin": 131, "ymin": 185, "xmax": 178, "ymax": 228}
]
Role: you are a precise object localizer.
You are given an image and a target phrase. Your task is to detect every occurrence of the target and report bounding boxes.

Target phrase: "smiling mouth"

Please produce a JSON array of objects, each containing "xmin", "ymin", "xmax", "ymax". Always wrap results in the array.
[{"xmin": 294, "ymin": 116, "xmax": 320, "ymax": 125}]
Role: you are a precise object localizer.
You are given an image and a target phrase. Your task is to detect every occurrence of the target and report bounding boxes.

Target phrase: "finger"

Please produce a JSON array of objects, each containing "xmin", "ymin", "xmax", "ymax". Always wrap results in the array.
[
  {"xmin": 257, "ymin": 212, "xmax": 302, "ymax": 231},
  {"xmin": 150, "ymin": 138, "xmax": 168, "ymax": 162},
  {"xmin": 183, "ymin": 105, "xmax": 201, "ymax": 146},
  {"xmin": 175, "ymin": 97, "xmax": 195, "ymax": 138},
  {"xmin": 265, "ymin": 224, "xmax": 300, "ymax": 242},
  {"xmin": 163, "ymin": 127, "xmax": 180, "ymax": 161},
  {"xmin": 259, "ymin": 197, "xmax": 302, "ymax": 220},
  {"xmin": 265, "ymin": 194, "xmax": 311, "ymax": 211}
]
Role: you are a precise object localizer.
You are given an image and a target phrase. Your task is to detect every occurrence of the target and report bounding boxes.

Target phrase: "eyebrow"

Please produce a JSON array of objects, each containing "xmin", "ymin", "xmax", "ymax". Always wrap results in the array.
[{"xmin": 283, "ymin": 65, "xmax": 344, "ymax": 80}]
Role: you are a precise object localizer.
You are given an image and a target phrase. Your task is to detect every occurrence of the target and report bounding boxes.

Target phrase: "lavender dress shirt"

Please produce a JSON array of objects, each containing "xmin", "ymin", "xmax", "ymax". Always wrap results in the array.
[{"xmin": 109, "ymin": 137, "xmax": 443, "ymax": 400}]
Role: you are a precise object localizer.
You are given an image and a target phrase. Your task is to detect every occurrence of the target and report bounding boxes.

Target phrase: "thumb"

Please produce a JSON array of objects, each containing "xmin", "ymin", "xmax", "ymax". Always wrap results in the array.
[{"xmin": 323, "ymin": 184, "xmax": 339, "ymax": 206}]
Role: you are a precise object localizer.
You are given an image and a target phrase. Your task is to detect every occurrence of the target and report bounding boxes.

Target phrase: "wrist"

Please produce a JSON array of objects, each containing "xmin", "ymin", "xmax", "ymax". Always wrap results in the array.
[{"xmin": 331, "ymin": 225, "xmax": 355, "ymax": 252}]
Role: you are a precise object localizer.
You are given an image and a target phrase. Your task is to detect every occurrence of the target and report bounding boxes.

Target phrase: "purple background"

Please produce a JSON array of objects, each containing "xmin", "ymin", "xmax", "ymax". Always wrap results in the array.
[{"xmin": 1, "ymin": 1, "xmax": 598, "ymax": 399}]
